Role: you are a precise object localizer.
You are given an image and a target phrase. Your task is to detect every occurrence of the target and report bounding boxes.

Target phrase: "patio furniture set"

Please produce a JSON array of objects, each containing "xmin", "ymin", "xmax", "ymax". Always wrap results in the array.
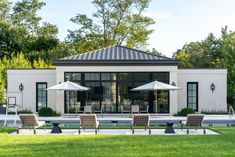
[{"xmin": 17, "ymin": 113, "xmax": 206, "ymax": 135}]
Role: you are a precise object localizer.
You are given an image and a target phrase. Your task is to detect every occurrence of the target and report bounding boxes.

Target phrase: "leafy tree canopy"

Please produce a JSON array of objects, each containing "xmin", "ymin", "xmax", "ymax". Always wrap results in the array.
[
  {"xmin": 0, "ymin": 0, "xmax": 59, "ymax": 61},
  {"xmin": 68, "ymin": 0, "xmax": 155, "ymax": 53},
  {"xmin": 173, "ymin": 26, "xmax": 235, "ymax": 101}
]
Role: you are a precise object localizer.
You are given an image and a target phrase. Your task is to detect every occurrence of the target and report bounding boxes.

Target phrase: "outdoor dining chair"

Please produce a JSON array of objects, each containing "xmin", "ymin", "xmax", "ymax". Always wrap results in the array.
[
  {"xmin": 120, "ymin": 105, "xmax": 130, "ymax": 117},
  {"xmin": 140, "ymin": 105, "xmax": 149, "ymax": 113},
  {"xmin": 131, "ymin": 114, "xmax": 151, "ymax": 134},
  {"xmin": 18, "ymin": 114, "xmax": 46, "ymax": 134},
  {"xmin": 100, "ymin": 104, "xmax": 104, "ymax": 117},
  {"xmin": 79, "ymin": 114, "xmax": 99, "ymax": 134},
  {"xmin": 83, "ymin": 105, "xmax": 92, "ymax": 114},
  {"xmin": 131, "ymin": 105, "xmax": 139, "ymax": 114},
  {"xmin": 181, "ymin": 114, "xmax": 206, "ymax": 134}
]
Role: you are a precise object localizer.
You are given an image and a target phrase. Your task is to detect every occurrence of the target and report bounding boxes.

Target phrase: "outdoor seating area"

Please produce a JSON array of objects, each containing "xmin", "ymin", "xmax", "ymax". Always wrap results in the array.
[
  {"xmin": 9, "ymin": 113, "xmax": 221, "ymax": 135},
  {"xmin": 11, "ymin": 128, "xmax": 218, "ymax": 135}
]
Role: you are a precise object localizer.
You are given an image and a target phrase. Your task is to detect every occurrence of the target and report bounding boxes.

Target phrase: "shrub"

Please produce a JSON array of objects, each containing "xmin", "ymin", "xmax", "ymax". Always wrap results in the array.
[
  {"xmin": 8, "ymin": 109, "xmax": 32, "ymax": 115},
  {"xmin": 179, "ymin": 107, "xmax": 195, "ymax": 116},
  {"xmin": 38, "ymin": 107, "xmax": 60, "ymax": 117},
  {"xmin": 201, "ymin": 110, "xmax": 228, "ymax": 115}
]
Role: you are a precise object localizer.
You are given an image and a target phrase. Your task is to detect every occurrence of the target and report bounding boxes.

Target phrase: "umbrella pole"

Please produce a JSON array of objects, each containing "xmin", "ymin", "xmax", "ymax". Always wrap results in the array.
[
  {"xmin": 155, "ymin": 91, "xmax": 158, "ymax": 114},
  {"xmin": 74, "ymin": 90, "xmax": 77, "ymax": 117},
  {"xmin": 67, "ymin": 91, "xmax": 69, "ymax": 116}
]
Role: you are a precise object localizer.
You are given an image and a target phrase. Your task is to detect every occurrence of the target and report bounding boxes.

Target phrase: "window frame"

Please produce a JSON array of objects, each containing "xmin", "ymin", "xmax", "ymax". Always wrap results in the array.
[
  {"xmin": 187, "ymin": 82, "xmax": 198, "ymax": 111},
  {"xmin": 36, "ymin": 82, "xmax": 48, "ymax": 111},
  {"xmin": 64, "ymin": 72, "xmax": 170, "ymax": 113}
]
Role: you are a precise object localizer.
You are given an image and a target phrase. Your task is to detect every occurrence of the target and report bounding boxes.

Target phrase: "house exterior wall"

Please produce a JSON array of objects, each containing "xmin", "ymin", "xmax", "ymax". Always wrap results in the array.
[
  {"xmin": 6, "ymin": 67, "xmax": 227, "ymax": 115},
  {"xmin": 55, "ymin": 65, "xmax": 178, "ymax": 114},
  {"xmin": 177, "ymin": 69, "xmax": 227, "ymax": 113},
  {"xmin": 7, "ymin": 69, "xmax": 56, "ymax": 113}
]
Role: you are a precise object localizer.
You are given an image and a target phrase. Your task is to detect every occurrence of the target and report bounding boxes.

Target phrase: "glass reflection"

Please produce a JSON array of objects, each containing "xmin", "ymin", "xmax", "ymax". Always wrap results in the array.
[{"xmin": 101, "ymin": 82, "xmax": 116, "ymax": 112}]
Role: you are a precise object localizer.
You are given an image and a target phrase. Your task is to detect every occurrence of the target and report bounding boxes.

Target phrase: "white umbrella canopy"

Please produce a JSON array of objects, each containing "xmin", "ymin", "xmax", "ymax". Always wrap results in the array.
[
  {"xmin": 131, "ymin": 80, "xmax": 180, "ymax": 91},
  {"xmin": 46, "ymin": 81, "xmax": 89, "ymax": 114},
  {"xmin": 131, "ymin": 80, "xmax": 180, "ymax": 113},
  {"xmin": 46, "ymin": 80, "xmax": 90, "ymax": 91}
]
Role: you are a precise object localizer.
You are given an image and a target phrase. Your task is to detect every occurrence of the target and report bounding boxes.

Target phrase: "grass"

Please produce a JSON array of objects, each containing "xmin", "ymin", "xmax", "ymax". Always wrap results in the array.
[
  {"xmin": 0, "ymin": 127, "xmax": 235, "ymax": 157},
  {"xmin": 0, "ymin": 127, "xmax": 17, "ymax": 133}
]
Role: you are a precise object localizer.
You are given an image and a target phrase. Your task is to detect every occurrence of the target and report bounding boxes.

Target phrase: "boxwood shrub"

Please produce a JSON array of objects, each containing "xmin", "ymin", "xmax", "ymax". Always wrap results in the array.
[
  {"xmin": 38, "ymin": 107, "xmax": 60, "ymax": 117},
  {"xmin": 179, "ymin": 107, "xmax": 195, "ymax": 116}
]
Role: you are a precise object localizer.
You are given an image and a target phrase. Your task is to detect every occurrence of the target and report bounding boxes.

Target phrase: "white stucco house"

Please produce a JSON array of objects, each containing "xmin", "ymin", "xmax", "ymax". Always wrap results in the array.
[{"xmin": 7, "ymin": 45, "xmax": 227, "ymax": 115}]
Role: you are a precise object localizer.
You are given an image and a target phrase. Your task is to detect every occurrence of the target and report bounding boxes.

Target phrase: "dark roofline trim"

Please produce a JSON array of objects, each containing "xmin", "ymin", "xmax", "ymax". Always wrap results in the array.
[{"xmin": 55, "ymin": 63, "xmax": 178, "ymax": 66}]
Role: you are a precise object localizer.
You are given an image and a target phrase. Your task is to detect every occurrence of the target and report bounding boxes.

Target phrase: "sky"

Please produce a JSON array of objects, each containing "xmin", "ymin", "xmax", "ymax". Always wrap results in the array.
[{"xmin": 12, "ymin": 0, "xmax": 235, "ymax": 57}]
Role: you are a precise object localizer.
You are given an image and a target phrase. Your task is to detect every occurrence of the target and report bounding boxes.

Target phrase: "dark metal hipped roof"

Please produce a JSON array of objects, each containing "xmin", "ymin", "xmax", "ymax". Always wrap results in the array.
[{"xmin": 54, "ymin": 45, "xmax": 179, "ymax": 65}]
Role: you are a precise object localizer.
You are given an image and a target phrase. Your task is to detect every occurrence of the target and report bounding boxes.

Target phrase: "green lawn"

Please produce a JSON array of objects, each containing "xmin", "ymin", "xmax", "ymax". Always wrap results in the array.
[
  {"xmin": 0, "ymin": 127, "xmax": 17, "ymax": 134},
  {"xmin": 0, "ymin": 127, "xmax": 235, "ymax": 157}
]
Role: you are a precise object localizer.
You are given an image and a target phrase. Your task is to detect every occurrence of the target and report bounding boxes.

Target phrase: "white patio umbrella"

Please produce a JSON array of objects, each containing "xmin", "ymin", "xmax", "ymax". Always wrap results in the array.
[
  {"xmin": 47, "ymin": 80, "xmax": 90, "ymax": 91},
  {"xmin": 46, "ymin": 81, "xmax": 90, "ymax": 114},
  {"xmin": 131, "ymin": 80, "xmax": 180, "ymax": 113}
]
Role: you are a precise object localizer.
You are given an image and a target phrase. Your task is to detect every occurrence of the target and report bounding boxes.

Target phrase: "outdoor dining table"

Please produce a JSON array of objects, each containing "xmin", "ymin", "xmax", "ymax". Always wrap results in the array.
[
  {"xmin": 51, "ymin": 122, "xmax": 62, "ymax": 133},
  {"xmin": 164, "ymin": 122, "xmax": 175, "ymax": 133}
]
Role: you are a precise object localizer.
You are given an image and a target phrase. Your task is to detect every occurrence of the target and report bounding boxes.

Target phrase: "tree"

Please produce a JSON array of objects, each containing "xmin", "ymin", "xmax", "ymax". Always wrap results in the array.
[
  {"xmin": 68, "ymin": 0, "xmax": 155, "ymax": 53},
  {"xmin": 0, "ymin": 0, "xmax": 11, "ymax": 20},
  {"xmin": 0, "ymin": 21, "xmax": 23, "ymax": 58},
  {"xmin": 173, "ymin": 33, "xmax": 221, "ymax": 68},
  {"xmin": 33, "ymin": 58, "xmax": 55, "ymax": 68},
  {"xmin": 173, "ymin": 27, "xmax": 235, "ymax": 103},
  {"xmin": 11, "ymin": 0, "xmax": 45, "ymax": 36},
  {"xmin": 5, "ymin": 0, "xmax": 60, "ymax": 61},
  {"xmin": 217, "ymin": 31, "xmax": 235, "ymax": 99},
  {"xmin": 0, "ymin": 53, "xmax": 55, "ymax": 103}
]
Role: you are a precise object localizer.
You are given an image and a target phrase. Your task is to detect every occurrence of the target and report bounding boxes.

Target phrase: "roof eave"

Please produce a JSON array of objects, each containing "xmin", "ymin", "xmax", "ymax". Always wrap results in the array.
[{"xmin": 53, "ymin": 60, "xmax": 180, "ymax": 66}]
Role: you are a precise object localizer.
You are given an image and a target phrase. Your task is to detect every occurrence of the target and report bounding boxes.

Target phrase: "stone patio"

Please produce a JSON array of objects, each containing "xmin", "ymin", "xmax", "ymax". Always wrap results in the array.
[{"xmin": 11, "ymin": 128, "xmax": 218, "ymax": 135}]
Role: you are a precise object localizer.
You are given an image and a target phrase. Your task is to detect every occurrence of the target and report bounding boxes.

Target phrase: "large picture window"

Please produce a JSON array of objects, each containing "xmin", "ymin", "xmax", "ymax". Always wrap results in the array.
[
  {"xmin": 187, "ymin": 82, "xmax": 198, "ymax": 111},
  {"xmin": 36, "ymin": 82, "xmax": 47, "ymax": 111},
  {"xmin": 64, "ymin": 72, "xmax": 169, "ymax": 113}
]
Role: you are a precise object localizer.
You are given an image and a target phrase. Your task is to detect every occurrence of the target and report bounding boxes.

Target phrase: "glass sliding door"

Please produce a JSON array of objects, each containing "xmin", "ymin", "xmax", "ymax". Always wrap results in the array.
[
  {"xmin": 133, "ymin": 82, "xmax": 149, "ymax": 111},
  {"xmin": 118, "ymin": 82, "xmax": 133, "ymax": 112},
  {"xmin": 64, "ymin": 72, "xmax": 170, "ymax": 113},
  {"xmin": 64, "ymin": 72, "xmax": 82, "ymax": 113},
  {"xmin": 85, "ymin": 82, "xmax": 101, "ymax": 112},
  {"xmin": 101, "ymin": 82, "xmax": 116, "ymax": 112},
  {"xmin": 65, "ymin": 91, "xmax": 82, "ymax": 113},
  {"xmin": 157, "ymin": 91, "xmax": 169, "ymax": 113}
]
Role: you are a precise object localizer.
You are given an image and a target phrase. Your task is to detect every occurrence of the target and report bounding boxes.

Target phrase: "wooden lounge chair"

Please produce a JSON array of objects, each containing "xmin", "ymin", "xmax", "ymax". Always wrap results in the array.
[
  {"xmin": 17, "ymin": 114, "xmax": 46, "ymax": 134},
  {"xmin": 181, "ymin": 114, "xmax": 206, "ymax": 134},
  {"xmin": 83, "ymin": 105, "xmax": 92, "ymax": 114},
  {"xmin": 131, "ymin": 105, "xmax": 139, "ymax": 114},
  {"xmin": 131, "ymin": 114, "xmax": 151, "ymax": 134},
  {"xmin": 79, "ymin": 114, "xmax": 99, "ymax": 134}
]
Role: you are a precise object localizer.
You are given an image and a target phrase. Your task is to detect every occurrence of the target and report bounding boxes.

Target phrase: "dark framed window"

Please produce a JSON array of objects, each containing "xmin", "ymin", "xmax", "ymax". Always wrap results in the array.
[
  {"xmin": 36, "ymin": 82, "xmax": 47, "ymax": 111},
  {"xmin": 187, "ymin": 82, "xmax": 198, "ymax": 111},
  {"xmin": 152, "ymin": 72, "xmax": 169, "ymax": 83},
  {"xmin": 64, "ymin": 72, "xmax": 170, "ymax": 113},
  {"xmin": 65, "ymin": 73, "xmax": 81, "ymax": 81}
]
